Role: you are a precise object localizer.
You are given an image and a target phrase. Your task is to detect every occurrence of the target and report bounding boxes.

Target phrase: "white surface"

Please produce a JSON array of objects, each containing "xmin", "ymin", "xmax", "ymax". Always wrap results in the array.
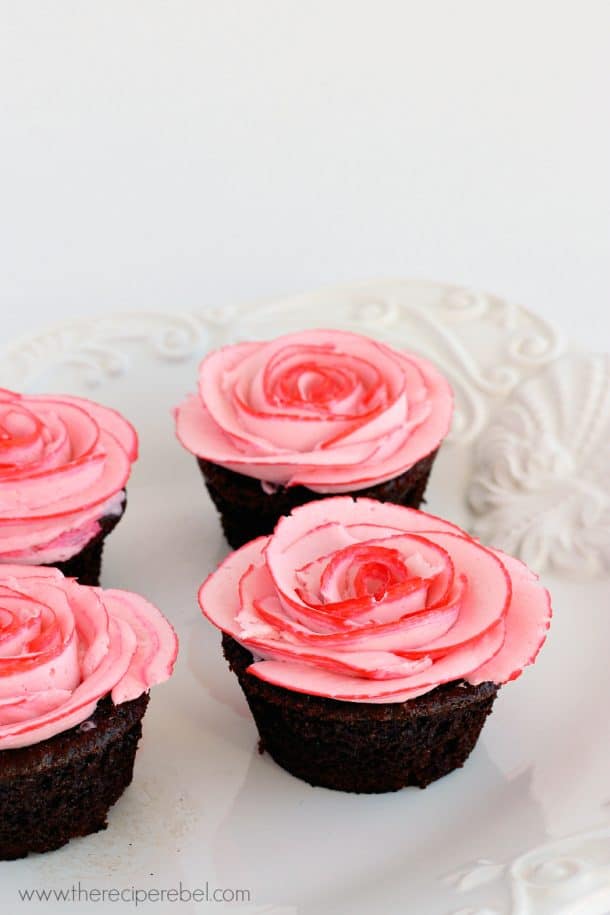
[
  {"xmin": 0, "ymin": 1, "xmax": 609, "ymax": 349},
  {"xmin": 469, "ymin": 351, "xmax": 610, "ymax": 576},
  {"xmin": 0, "ymin": 282, "xmax": 608, "ymax": 915}
]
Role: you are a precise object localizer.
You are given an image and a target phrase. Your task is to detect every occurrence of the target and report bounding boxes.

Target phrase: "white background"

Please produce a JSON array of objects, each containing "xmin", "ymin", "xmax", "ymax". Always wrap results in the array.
[{"xmin": 0, "ymin": 0, "xmax": 608, "ymax": 350}]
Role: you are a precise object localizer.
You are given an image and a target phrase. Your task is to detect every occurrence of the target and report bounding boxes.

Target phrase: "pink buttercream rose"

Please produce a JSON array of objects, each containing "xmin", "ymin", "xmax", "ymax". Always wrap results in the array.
[
  {"xmin": 175, "ymin": 329, "xmax": 453, "ymax": 492},
  {"xmin": 199, "ymin": 498, "xmax": 551, "ymax": 702},
  {"xmin": 0, "ymin": 565, "xmax": 177, "ymax": 750},
  {"xmin": 0, "ymin": 389, "xmax": 138, "ymax": 564}
]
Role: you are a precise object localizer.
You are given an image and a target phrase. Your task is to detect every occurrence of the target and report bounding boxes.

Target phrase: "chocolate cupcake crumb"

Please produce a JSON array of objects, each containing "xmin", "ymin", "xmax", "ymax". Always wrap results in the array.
[
  {"xmin": 0, "ymin": 693, "xmax": 149, "ymax": 860},
  {"xmin": 222, "ymin": 634, "xmax": 498, "ymax": 793},
  {"xmin": 199, "ymin": 452, "xmax": 437, "ymax": 549}
]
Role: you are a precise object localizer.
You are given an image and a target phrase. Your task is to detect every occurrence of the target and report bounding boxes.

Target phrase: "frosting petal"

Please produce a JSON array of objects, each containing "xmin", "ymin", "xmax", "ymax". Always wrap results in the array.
[
  {"xmin": 199, "ymin": 497, "xmax": 551, "ymax": 703},
  {"xmin": 0, "ymin": 390, "xmax": 137, "ymax": 564},
  {"xmin": 0, "ymin": 565, "xmax": 177, "ymax": 749},
  {"xmin": 175, "ymin": 329, "xmax": 453, "ymax": 491}
]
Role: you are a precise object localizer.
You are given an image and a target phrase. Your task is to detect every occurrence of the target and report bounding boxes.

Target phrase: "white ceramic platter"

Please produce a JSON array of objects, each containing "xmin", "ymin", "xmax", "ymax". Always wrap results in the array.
[{"xmin": 0, "ymin": 280, "xmax": 609, "ymax": 915}]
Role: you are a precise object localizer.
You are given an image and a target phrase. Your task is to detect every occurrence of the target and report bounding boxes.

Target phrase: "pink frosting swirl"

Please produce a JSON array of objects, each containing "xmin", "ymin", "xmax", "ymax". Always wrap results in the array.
[
  {"xmin": 0, "ymin": 564, "xmax": 178, "ymax": 750},
  {"xmin": 199, "ymin": 498, "xmax": 551, "ymax": 702},
  {"xmin": 175, "ymin": 329, "xmax": 453, "ymax": 491},
  {"xmin": 0, "ymin": 389, "xmax": 138, "ymax": 564}
]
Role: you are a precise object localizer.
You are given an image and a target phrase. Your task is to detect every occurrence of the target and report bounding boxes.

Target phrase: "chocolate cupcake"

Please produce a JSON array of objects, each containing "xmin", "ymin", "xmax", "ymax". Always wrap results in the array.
[
  {"xmin": 199, "ymin": 498, "xmax": 551, "ymax": 793},
  {"xmin": 0, "ymin": 565, "xmax": 178, "ymax": 859},
  {"xmin": 0, "ymin": 389, "xmax": 138, "ymax": 584},
  {"xmin": 174, "ymin": 329, "xmax": 453, "ymax": 548}
]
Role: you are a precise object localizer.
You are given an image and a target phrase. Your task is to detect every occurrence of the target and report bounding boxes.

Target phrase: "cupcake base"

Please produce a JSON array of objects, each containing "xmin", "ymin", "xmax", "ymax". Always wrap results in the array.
[
  {"xmin": 42, "ymin": 492, "xmax": 127, "ymax": 586},
  {"xmin": 199, "ymin": 452, "xmax": 438, "ymax": 549},
  {"xmin": 0, "ymin": 692, "xmax": 148, "ymax": 860},
  {"xmin": 223, "ymin": 634, "xmax": 498, "ymax": 793}
]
